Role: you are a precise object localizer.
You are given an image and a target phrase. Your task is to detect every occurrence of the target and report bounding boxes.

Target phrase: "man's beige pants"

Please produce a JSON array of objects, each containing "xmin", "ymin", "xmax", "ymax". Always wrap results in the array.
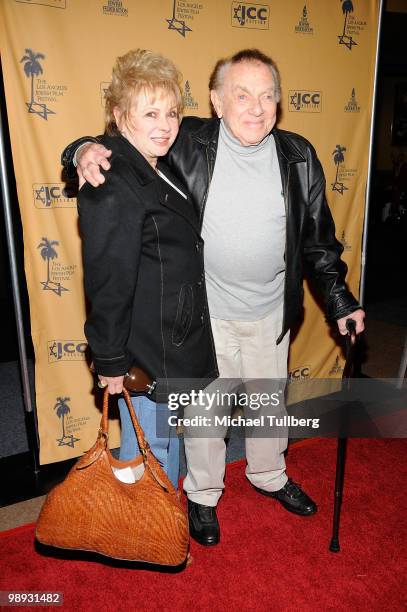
[{"xmin": 183, "ymin": 305, "xmax": 290, "ymax": 506}]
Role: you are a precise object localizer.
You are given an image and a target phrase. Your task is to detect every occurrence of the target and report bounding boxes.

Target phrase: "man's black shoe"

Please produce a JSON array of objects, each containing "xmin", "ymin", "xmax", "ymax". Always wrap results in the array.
[
  {"xmin": 187, "ymin": 500, "xmax": 220, "ymax": 546},
  {"xmin": 253, "ymin": 479, "xmax": 317, "ymax": 516}
]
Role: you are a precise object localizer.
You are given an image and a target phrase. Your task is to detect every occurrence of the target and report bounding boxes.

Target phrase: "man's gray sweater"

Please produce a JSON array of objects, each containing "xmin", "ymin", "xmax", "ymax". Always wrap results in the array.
[{"xmin": 202, "ymin": 120, "xmax": 286, "ymax": 321}]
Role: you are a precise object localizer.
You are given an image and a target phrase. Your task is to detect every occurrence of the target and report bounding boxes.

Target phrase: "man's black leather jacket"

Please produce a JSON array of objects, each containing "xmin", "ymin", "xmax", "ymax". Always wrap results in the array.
[{"xmin": 62, "ymin": 117, "xmax": 360, "ymax": 343}]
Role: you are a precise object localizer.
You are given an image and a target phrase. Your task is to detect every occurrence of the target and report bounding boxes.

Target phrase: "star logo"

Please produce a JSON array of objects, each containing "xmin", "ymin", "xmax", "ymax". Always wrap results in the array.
[
  {"xmin": 338, "ymin": 34, "xmax": 357, "ymax": 50},
  {"xmin": 331, "ymin": 181, "xmax": 349, "ymax": 195},
  {"xmin": 26, "ymin": 101, "xmax": 56, "ymax": 120},
  {"xmin": 38, "ymin": 238, "xmax": 69, "ymax": 296},
  {"xmin": 49, "ymin": 341, "xmax": 58, "ymax": 359},
  {"xmin": 290, "ymin": 93, "xmax": 300, "ymax": 110},
  {"xmin": 166, "ymin": 1, "xmax": 192, "ymax": 37},
  {"xmin": 54, "ymin": 396, "xmax": 80, "ymax": 448},
  {"xmin": 233, "ymin": 5, "xmax": 244, "ymax": 26},
  {"xmin": 57, "ymin": 434, "xmax": 80, "ymax": 448},
  {"xmin": 338, "ymin": 1, "xmax": 358, "ymax": 51},
  {"xmin": 21, "ymin": 50, "xmax": 56, "ymax": 120},
  {"xmin": 35, "ymin": 187, "xmax": 47, "ymax": 206},
  {"xmin": 35, "ymin": 186, "xmax": 52, "ymax": 207},
  {"xmin": 166, "ymin": 16, "xmax": 192, "ymax": 36},
  {"xmin": 40, "ymin": 280, "xmax": 69, "ymax": 295},
  {"xmin": 331, "ymin": 145, "xmax": 349, "ymax": 196}
]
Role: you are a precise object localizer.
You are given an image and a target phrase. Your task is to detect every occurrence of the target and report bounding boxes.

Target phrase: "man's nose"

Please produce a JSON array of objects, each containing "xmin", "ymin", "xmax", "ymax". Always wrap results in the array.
[{"xmin": 249, "ymin": 99, "xmax": 264, "ymax": 116}]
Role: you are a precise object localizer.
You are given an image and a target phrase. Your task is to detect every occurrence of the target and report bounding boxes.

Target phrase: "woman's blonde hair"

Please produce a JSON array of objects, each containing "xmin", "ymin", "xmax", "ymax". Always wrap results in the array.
[{"xmin": 104, "ymin": 49, "xmax": 183, "ymax": 135}]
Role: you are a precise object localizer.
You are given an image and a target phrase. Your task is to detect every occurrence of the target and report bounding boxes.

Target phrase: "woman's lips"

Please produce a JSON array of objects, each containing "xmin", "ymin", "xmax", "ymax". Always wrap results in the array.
[{"xmin": 152, "ymin": 137, "xmax": 170, "ymax": 145}]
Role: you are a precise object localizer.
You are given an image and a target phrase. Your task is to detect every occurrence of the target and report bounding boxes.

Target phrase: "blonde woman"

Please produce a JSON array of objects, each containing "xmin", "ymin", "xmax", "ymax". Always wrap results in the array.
[{"xmin": 78, "ymin": 49, "xmax": 218, "ymax": 488}]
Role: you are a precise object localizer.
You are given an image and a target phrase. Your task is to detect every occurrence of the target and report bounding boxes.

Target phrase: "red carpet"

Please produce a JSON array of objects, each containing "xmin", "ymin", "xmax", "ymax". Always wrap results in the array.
[{"xmin": 1, "ymin": 439, "xmax": 406, "ymax": 611}]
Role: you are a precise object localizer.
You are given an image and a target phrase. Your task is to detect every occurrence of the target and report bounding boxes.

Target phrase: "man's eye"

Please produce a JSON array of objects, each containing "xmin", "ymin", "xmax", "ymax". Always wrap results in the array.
[
  {"xmin": 263, "ymin": 92, "xmax": 276, "ymax": 102},
  {"xmin": 238, "ymin": 94, "xmax": 247, "ymax": 101}
]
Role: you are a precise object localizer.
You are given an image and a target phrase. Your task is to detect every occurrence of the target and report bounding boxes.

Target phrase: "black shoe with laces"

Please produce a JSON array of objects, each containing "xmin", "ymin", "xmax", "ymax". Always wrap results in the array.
[
  {"xmin": 187, "ymin": 499, "xmax": 220, "ymax": 546},
  {"xmin": 253, "ymin": 478, "xmax": 317, "ymax": 516}
]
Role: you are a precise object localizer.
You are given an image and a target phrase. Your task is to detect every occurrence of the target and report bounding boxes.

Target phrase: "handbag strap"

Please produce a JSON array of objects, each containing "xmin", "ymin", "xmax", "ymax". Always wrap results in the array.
[
  {"xmin": 99, "ymin": 388, "xmax": 172, "ymax": 492},
  {"xmin": 100, "ymin": 388, "xmax": 149, "ymax": 457}
]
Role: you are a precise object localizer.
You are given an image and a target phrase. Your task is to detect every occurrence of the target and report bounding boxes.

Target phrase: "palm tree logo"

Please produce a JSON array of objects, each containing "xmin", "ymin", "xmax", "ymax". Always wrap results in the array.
[
  {"xmin": 166, "ymin": 0, "xmax": 192, "ymax": 37},
  {"xmin": 54, "ymin": 397, "xmax": 80, "ymax": 447},
  {"xmin": 338, "ymin": 0, "xmax": 357, "ymax": 50},
  {"xmin": 37, "ymin": 237, "xmax": 68, "ymax": 295},
  {"xmin": 331, "ymin": 145, "xmax": 349, "ymax": 195},
  {"xmin": 20, "ymin": 49, "xmax": 55, "ymax": 119}
]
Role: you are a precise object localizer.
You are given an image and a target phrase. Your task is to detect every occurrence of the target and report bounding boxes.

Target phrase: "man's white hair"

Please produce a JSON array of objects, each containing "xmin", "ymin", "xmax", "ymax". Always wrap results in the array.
[{"xmin": 209, "ymin": 49, "xmax": 281, "ymax": 103}]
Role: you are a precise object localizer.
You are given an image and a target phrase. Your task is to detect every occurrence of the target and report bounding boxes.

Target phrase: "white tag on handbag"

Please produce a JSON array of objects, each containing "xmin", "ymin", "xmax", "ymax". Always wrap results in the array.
[
  {"xmin": 112, "ymin": 466, "xmax": 135, "ymax": 483},
  {"xmin": 112, "ymin": 464, "xmax": 145, "ymax": 483}
]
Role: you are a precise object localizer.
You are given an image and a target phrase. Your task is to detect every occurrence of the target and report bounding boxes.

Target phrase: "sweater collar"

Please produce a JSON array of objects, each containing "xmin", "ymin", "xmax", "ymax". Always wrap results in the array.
[
  {"xmin": 219, "ymin": 119, "xmax": 272, "ymax": 156},
  {"xmin": 193, "ymin": 118, "xmax": 305, "ymax": 164}
]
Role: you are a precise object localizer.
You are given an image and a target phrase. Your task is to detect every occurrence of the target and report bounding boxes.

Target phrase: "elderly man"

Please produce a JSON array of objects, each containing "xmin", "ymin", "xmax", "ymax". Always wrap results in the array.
[{"xmin": 62, "ymin": 48, "xmax": 365, "ymax": 547}]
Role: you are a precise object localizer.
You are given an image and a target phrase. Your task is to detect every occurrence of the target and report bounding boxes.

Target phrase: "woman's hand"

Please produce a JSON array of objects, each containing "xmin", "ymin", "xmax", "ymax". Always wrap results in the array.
[{"xmin": 98, "ymin": 374, "xmax": 125, "ymax": 394}]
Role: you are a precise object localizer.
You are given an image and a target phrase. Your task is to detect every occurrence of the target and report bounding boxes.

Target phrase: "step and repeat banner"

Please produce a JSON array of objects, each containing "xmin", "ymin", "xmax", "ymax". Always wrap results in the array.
[{"xmin": 0, "ymin": 0, "xmax": 379, "ymax": 464}]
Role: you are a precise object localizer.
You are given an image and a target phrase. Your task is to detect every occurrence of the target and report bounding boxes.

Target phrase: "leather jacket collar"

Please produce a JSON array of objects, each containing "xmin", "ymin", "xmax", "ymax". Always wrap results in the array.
[{"xmin": 191, "ymin": 117, "xmax": 305, "ymax": 162}]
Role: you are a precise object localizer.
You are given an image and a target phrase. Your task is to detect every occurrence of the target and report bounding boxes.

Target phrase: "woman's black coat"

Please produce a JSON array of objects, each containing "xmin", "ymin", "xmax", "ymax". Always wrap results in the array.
[{"xmin": 78, "ymin": 134, "xmax": 218, "ymax": 392}]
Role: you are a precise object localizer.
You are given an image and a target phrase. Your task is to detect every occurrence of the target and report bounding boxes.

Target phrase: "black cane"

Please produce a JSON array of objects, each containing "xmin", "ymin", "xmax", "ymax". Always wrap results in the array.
[{"xmin": 329, "ymin": 318, "xmax": 357, "ymax": 553}]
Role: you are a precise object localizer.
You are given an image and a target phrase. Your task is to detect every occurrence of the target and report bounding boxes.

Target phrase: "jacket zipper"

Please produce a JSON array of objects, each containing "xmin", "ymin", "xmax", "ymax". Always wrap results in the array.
[
  {"xmin": 199, "ymin": 145, "xmax": 214, "ymax": 231},
  {"xmin": 200, "ymin": 143, "xmax": 219, "ymax": 376},
  {"xmin": 278, "ymin": 163, "xmax": 290, "ymax": 344}
]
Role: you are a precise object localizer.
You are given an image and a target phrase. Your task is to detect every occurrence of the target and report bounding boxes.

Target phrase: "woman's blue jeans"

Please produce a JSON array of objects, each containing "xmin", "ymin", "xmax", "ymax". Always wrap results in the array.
[{"xmin": 117, "ymin": 395, "xmax": 179, "ymax": 489}]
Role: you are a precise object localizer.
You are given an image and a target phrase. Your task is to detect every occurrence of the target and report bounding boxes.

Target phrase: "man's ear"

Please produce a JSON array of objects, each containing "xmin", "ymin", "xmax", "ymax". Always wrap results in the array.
[{"xmin": 210, "ymin": 90, "xmax": 223, "ymax": 118}]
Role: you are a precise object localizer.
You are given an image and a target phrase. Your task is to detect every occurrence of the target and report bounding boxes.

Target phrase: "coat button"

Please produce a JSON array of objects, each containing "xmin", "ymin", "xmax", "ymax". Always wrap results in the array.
[
  {"xmin": 195, "ymin": 241, "xmax": 200, "ymax": 251},
  {"xmin": 200, "ymin": 312, "xmax": 205, "ymax": 324}
]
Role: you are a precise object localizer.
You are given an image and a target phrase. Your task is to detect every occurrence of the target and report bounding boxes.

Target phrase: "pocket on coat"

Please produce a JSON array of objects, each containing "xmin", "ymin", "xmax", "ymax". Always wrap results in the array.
[{"xmin": 172, "ymin": 284, "xmax": 194, "ymax": 347}]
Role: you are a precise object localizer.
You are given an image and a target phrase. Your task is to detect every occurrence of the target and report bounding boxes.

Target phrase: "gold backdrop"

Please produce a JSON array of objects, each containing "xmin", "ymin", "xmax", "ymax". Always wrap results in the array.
[{"xmin": 0, "ymin": 0, "xmax": 380, "ymax": 463}]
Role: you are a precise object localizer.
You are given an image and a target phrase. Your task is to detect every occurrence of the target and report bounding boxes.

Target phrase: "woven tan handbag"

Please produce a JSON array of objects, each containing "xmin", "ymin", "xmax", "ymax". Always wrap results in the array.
[{"xmin": 35, "ymin": 388, "xmax": 189, "ymax": 566}]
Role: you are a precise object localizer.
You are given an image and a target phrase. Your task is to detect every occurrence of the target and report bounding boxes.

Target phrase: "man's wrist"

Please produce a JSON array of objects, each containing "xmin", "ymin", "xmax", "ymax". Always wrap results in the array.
[
  {"xmin": 61, "ymin": 136, "xmax": 100, "ymax": 179},
  {"xmin": 73, "ymin": 142, "xmax": 93, "ymax": 167}
]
